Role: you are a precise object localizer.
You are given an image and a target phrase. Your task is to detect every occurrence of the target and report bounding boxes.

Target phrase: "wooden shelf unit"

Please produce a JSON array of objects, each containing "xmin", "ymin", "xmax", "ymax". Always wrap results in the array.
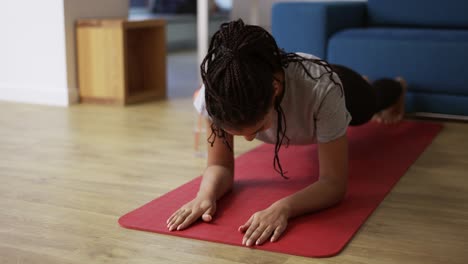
[{"xmin": 76, "ymin": 18, "xmax": 166, "ymax": 105}]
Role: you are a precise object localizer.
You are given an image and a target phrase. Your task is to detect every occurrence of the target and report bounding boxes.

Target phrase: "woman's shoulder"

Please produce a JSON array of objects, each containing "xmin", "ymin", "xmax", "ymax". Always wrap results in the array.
[
  {"xmin": 193, "ymin": 85, "xmax": 210, "ymax": 117},
  {"xmin": 285, "ymin": 52, "xmax": 331, "ymax": 80},
  {"xmin": 294, "ymin": 52, "xmax": 321, "ymax": 60},
  {"xmin": 284, "ymin": 52, "xmax": 342, "ymax": 107}
]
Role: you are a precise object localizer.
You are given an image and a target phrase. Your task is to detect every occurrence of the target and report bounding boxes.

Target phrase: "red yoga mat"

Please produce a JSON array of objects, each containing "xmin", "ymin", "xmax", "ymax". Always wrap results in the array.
[{"xmin": 119, "ymin": 121, "xmax": 442, "ymax": 257}]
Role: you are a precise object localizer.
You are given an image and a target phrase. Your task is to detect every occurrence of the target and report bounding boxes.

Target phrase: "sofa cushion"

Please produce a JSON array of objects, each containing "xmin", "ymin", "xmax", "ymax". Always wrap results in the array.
[
  {"xmin": 327, "ymin": 28, "xmax": 468, "ymax": 96},
  {"xmin": 272, "ymin": 2, "xmax": 366, "ymax": 58},
  {"xmin": 367, "ymin": 0, "xmax": 468, "ymax": 28}
]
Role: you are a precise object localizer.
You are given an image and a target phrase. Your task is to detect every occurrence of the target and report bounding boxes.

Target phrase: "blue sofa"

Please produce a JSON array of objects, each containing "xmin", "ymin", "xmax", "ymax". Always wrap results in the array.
[{"xmin": 272, "ymin": 0, "xmax": 468, "ymax": 116}]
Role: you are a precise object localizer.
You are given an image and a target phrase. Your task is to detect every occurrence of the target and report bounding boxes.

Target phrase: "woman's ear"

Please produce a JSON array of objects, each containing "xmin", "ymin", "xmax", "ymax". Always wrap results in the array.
[
  {"xmin": 272, "ymin": 77, "xmax": 283, "ymax": 97},
  {"xmin": 272, "ymin": 81, "xmax": 280, "ymax": 96}
]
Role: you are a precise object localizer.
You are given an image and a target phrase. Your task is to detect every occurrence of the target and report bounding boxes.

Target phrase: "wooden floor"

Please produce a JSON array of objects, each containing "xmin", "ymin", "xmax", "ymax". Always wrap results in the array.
[{"xmin": 1, "ymin": 99, "xmax": 467, "ymax": 264}]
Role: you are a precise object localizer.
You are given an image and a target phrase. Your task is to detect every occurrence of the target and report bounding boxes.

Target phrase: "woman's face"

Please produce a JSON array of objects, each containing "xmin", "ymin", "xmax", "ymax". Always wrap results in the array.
[
  {"xmin": 223, "ymin": 71, "xmax": 283, "ymax": 141},
  {"xmin": 223, "ymin": 107, "xmax": 275, "ymax": 141}
]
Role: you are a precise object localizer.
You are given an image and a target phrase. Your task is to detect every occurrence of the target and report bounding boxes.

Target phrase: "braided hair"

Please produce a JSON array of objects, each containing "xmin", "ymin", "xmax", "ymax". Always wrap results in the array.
[{"xmin": 200, "ymin": 19, "xmax": 342, "ymax": 179}]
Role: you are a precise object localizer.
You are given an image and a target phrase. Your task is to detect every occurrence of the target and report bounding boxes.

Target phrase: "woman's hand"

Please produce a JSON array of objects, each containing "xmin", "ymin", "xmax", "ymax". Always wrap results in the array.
[
  {"xmin": 238, "ymin": 202, "xmax": 290, "ymax": 246},
  {"xmin": 166, "ymin": 194, "xmax": 216, "ymax": 231}
]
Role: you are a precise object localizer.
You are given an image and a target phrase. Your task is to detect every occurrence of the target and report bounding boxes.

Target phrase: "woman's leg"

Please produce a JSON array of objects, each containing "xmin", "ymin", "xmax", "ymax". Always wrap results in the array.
[
  {"xmin": 330, "ymin": 64, "xmax": 377, "ymax": 126},
  {"xmin": 372, "ymin": 77, "xmax": 407, "ymax": 124},
  {"xmin": 330, "ymin": 64, "xmax": 406, "ymax": 125}
]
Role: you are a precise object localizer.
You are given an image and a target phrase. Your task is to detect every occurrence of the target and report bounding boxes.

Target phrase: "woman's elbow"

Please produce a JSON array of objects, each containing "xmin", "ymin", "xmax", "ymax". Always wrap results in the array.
[
  {"xmin": 334, "ymin": 187, "xmax": 347, "ymax": 204},
  {"xmin": 327, "ymin": 179, "xmax": 348, "ymax": 205}
]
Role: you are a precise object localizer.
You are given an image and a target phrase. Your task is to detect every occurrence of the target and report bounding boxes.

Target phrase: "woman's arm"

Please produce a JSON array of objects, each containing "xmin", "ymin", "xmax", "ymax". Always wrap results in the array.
[
  {"xmin": 239, "ymin": 134, "xmax": 348, "ymax": 246},
  {"xmin": 276, "ymin": 134, "xmax": 348, "ymax": 218},
  {"xmin": 199, "ymin": 119, "xmax": 235, "ymax": 200},
  {"xmin": 167, "ymin": 119, "xmax": 235, "ymax": 230}
]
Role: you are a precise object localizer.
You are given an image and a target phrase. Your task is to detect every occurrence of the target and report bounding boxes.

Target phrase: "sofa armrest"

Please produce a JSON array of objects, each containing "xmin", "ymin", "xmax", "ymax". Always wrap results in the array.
[{"xmin": 272, "ymin": 2, "xmax": 366, "ymax": 58}]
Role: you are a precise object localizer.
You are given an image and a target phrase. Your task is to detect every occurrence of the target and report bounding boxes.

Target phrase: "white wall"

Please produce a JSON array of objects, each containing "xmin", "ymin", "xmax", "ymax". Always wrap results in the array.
[
  {"xmin": 0, "ymin": 0, "xmax": 69, "ymax": 106},
  {"xmin": 0, "ymin": 0, "xmax": 128, "ymax": 106}
]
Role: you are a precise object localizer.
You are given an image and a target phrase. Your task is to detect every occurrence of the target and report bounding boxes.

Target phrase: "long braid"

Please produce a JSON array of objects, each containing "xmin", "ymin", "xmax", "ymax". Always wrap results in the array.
[
  {"xmin": 273, "ymin": 96, "xmax": 289, "ymax": 178},
  {"xmin": 280, "ymin": 52, "xmax": 344, "ymax": 96}
]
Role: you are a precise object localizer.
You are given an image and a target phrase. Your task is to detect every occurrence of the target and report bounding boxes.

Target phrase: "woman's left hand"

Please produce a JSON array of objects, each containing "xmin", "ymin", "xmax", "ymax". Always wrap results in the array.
[{"xmin": 238, "ymin": 202, "xmax": 289, "ymax": 246}]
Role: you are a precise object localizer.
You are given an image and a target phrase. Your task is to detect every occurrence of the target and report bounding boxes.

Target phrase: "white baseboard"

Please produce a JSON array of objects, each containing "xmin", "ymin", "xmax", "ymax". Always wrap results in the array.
[
  {"xmin": 68, "ymin": 87, "xmax": 80, "ymax": 105},
  {"xmin": 0, "ymin": 83, "xmax": 71, "ymax": 106}
]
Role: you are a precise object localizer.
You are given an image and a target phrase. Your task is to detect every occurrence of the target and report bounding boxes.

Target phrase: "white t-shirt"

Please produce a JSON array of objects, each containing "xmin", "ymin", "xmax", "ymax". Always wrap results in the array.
[{"xmin": 193, "ymin": 53, "xmax": 351, "ymax": 144}]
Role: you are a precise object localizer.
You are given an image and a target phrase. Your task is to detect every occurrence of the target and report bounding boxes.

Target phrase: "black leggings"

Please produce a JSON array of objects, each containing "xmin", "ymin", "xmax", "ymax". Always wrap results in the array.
[{"xmin": 331, "ymin": 64, "xmax": 403, "ymax": 126}]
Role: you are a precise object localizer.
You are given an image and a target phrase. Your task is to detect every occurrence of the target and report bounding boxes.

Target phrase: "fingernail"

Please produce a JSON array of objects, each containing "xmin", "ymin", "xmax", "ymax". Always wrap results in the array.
[{"xmin": 246, "ymin": 240, "xmax": 252, "ymax": 247}]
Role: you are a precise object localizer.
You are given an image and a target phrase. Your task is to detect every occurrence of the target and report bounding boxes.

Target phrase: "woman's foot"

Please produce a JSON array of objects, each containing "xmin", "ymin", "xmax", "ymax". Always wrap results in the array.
[
  {"xmin": 362, "ymin": 75, "xmax": 370, "ymax": 83},
  {"xmin": 372, "ymin": 77, "xmax": 407, "ymax": 124}
]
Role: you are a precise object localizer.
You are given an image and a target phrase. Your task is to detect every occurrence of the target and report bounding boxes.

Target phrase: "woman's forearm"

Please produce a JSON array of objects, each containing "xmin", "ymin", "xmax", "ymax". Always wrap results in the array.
[
  {"xmin": 274, "ymin": 135, "xmax": 349, "ymax": 218},
  {"xmin": 198, "ymin": 165, "xmax": 234, "ymax": 200},
  {"xmin": 275, "ymin": 177, "xmax": 347, "ymax": 219}
]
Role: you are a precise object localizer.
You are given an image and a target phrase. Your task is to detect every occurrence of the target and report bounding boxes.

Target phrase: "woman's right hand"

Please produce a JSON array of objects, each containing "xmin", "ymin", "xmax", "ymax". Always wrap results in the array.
[
  {"xmin": 166, "ymin": 119, "xmax": 233, "ymax": 232},
  {"xmin": 166, "ymin": 194, "xmax": 216, "ymax": 231}
]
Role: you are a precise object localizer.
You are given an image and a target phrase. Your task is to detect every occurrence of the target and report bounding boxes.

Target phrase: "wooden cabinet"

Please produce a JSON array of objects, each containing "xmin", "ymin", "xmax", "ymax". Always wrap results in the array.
[{"xmin": 76, "ymin": 19, "xmax": 166, "ymax": 105}]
